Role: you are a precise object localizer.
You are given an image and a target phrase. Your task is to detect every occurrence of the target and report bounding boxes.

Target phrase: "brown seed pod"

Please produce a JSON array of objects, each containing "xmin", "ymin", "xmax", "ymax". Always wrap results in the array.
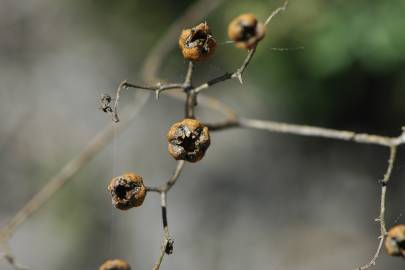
[
  {"xmin": 385, "ymin": 224, "xmax": 405, "ymax": 257},
  {"xmin": 99, "ymin": 259, "xmax": 131, "ymax": 270},
  {"xmin": 178, "ymin": 22, "xmax": 216, "ymax": 61},
  {"xmin": 228, "ymin": 13, "xmax": 265, "ymax": 49},
  {"xmin": 108, "ymin": 173, "xmax": 146, "ymax": 210},
  {"xmin": 167, "ymin": 118, "xmax": 210, "ymax": 163}
]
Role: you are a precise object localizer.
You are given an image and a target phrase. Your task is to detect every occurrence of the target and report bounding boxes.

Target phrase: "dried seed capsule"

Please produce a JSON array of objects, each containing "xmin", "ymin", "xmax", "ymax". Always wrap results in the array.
[
  {"xmin": 108, "ymin": 173, "xmax": 146, "ymax": 210},
  {"xmin": 167, "ymin": 118, "xmax": 210, "ymax": 163},
  {"xmin": 178, "ymin": 22, "xmax": 216, "ymax": 61},
  {"xmin": 228, "ymin": 13, "xmax": 265, "ymax": 49},
  {"xmin": 99, "ymin": 259, "xmax": 131, "ymax": 270},
  {"xmin": 385, "ymin": 224, "xmax": 405, "ymax": 257}
]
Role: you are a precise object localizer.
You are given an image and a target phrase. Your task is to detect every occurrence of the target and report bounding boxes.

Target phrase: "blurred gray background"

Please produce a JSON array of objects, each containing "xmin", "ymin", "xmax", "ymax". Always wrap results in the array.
[{"xmin": 0, "ymin": 0, "xmax": 405, "ymax": 269}]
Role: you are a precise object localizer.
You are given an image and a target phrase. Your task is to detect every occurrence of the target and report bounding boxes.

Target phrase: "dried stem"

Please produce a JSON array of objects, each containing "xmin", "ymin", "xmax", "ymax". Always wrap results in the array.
[
  {"xmin": 194, "ymin": 47, "xmax": 257, "ymax": 94},
  {"xmin": 184, "ymin": 61, "xmax": 197, "ymax": 118},
  {"xmin": 112, "ymin": 81, "xmax": 183, "ymax": 122},
  {"xmin": 147, "ymin": 161, "xmax": 185, "ymax": 270},
  {"xmin": 264, "ymin": 1, "xmax": 288, "ymax": 26},
  {"xmin": 163, "ymin": 160, "xmax": 186, "ymax": 193},
  {"xmin": 152, "ymin": 192, "xmax": 171, "ymax": 270},
  {"xmin": 207, "ymin": 117, "xmax": 405, "ymax": 147},
  {"xmin": 185, "ymin": 91, "xmax": 197, "ymax": 118},
  {"xmin": 356, "ymin": 146, "xmax": 397, "ymax": 270},
  {"xmin": 184, "ymin": 61, "xmax": 194, "ymax": 88},
  {"xmin": 146, "ymin": 160, "xmax": 186, "ymax": 194}
]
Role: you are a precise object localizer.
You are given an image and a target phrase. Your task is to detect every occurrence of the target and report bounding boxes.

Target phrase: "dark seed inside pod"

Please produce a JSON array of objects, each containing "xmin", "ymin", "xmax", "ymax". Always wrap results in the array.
[
  {"xmin": 238, "ymin": 22, "xmax": 257, "ymax": 41},
  {"xmin": 186, "ymin": 29, "xmax": 209, "ymax": 49},
  {"xmin": 397, "ymin": 239, "xmax": 405, "ymax": 250},
  {"xmin": 114, "ymin": 179, "xmax": 140, "ymax": 200},
  {"xmin": 167, "ymin": 119, "xmax": 210, "ymax": 162},
  {"xmin": 108, "ymin": 173, "xmax": 146, "ymax": 210}
]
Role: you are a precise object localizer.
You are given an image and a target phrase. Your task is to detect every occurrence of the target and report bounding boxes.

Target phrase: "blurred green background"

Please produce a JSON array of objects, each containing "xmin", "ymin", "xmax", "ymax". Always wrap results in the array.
[{"xmin": 0, "ymin": 0, "xmax": 404, "ymax": 269}]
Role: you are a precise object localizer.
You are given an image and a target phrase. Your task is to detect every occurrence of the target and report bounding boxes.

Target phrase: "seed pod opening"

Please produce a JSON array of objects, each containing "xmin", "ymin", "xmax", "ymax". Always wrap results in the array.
[
  {"xmin": 228, "ymin": 13, "xmax": 265, "ymax": 49},
  {"xmin": 179, "ymin": 22, "xmax": 216, "ymax": 61},
  {"xmin": 99, "ymin": 259, "xmax": 131, "ymax": 270},
  {"xmin": 108, "ymin": 173, "xmax": 146, "ymax": 210},
  {"xmin": 385, "ymin": 224, "xmax": 405, "ymax": 257},
  {"xmin": 167, "ymin": 118, "xmax": 210, "ymax": 163}
]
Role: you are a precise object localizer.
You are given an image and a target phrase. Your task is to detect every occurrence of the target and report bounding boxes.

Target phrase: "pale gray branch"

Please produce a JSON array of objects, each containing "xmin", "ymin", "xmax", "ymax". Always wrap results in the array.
[{"xmin": 356, "ymin": 146, "xmax": 397, "ymax": 270}]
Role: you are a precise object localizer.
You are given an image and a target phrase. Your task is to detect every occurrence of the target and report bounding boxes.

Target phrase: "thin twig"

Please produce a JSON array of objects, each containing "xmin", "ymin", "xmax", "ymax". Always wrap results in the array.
[
  {"xmin": 231, "ymin": 47, "xmax": 257, "ymax": 84},
  {"xmin": 356, "ymin": 146, "xmax": 397, "ymax": 270},
  {"xmin": 264, "ymin": 1, "xmax": 288, "ymax": 26},
  {"xmin": 208, "ymin": 118, "xmax": 405, "ymax": 147},
  {"xmin": 152, "ymin": 192, "xmax": 173, "ymax": 270},
  {"xmin": 194, "ymin": 48, "xmax": 257, "ymax": 94},
  {"xmin": 184, "ymin": 61, "xmax": 194, "ymax": 88},
  {"xmin": 185, "ymin": 91, "xmax": 197, "ymax": 118},
  {"xmin": 184, "ymin": 61, "xmax": 197, "ymax": 118},
  {"xmin": 146, "ymin": 161, "xmax": 185, "ymax": 270},
  {"xmin": 146, "ymin": 160, "xmax": 186, "ymax": 194},
  {"xmin": 112, "ymin": 81, "xmax": 183, "ymax": 122},
  {"xmin": 162, "ymin": 160, "xmax": 186, "ymax": 192},
  {"xmin": 237, "ymin": 118, "xmax": 405, "ymax": 147}
]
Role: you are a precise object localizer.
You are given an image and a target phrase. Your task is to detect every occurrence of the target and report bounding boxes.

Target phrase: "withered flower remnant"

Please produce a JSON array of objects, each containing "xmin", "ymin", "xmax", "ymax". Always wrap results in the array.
[
  {"xmin": 179, "ymin": 22, "xmax": 216, "ymax": 61},
  {"xmin": 108, "ymin": 173, "xmax": 146, "ymax": 210},
  {"xmin": 228, "ymin": 13, "xmax": 265, "ymax": 49},
  {"xmin": 167, "ymin": 118, "xmax": 210, "ymax": 162}
]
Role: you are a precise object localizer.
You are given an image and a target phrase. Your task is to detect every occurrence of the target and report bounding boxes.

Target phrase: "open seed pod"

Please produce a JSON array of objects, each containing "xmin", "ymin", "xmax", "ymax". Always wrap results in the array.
[
  {"xmin": 167, "ymin": 118, "xmax": 210, "ymax": 162},
  {"xmin": 179, "ymin": 22, "xmax": 216, "ymax": 61},
  {"xmin": 108, "ymin": 173, "xmax": 146, "ymax": 210},
  {"xmin": 228, "ymin": 13, "xmax": 265, "ymax": 49}
]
